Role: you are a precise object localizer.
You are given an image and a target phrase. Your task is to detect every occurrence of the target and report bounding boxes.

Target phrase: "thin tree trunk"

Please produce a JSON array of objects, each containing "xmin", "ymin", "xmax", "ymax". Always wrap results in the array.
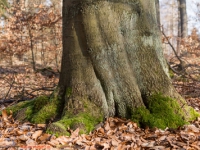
[
  {"xmin": 170, "ymin": 0, "xmax": 174, "ymax": 47},
  {"xmin": 155, "ymin": 0, "xmax": 160, "ymax": 26},
  {"xmin": 178, "ymin": 0, "xmax": 188, "ymax": 38},
  {"xmin": 29, "ymin": 28, "xmax": 36, "ymax": 71},
  {"xmin": 177, "ymin": 0, "xmax": 181, "ymax": 55}
]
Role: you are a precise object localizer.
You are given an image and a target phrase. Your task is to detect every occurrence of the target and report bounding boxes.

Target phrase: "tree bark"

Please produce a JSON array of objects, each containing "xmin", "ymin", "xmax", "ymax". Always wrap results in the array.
[
  {"xmin": 177, "ymin": 0, "xmax": 181, "ymax": 55},
  {"xmin": 178, "ymin": 0, "xmax": 188, "ymax": 38},
  {"xmin": 58, "ymin": 0, "xmax": 196, "ymax": 128},
  {"xmin": 155, "ymin": 0, "xmax": 160, "ymax": 26}
]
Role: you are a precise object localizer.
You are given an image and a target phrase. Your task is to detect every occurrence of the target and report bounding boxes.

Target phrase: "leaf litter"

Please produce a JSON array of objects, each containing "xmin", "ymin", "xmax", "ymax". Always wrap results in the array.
[{"xmin": 0, "ymin": 110, "xmax": 200, "ymax": 149}]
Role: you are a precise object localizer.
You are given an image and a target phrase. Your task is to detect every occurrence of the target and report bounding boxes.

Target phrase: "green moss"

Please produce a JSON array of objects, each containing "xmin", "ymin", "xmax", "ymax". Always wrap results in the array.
[
  {"xmin": 186, "ymin": 105, "xmax": 200, "ymax": 121},
  {"xmin": 25, "ymin": 106, "xmax": 34, "ymax": 120},
  {"xmin": 47, "ymin": 122, "xmax": 70, "ymax": 137},
  {"xmin": 169, "ymin": 69, "xmax": 174, "ymax": 78},
  {"xmin": 33, "ymin": 96, "xmax": 49, "ymax": 112},
  {"xmin": 47, "ymin": 99, "xmax": 103, "ymax": 136},
  {"xmin": 132, "ymin": 93, "xmax": 199, "ymax": 129},
  {"xmin": 5, "ymin": 91, "xmax": 62, "ymax": 124},
  {"xmin": 59, "ymin": 112, "xmax": 102, "ymax": 134},
  {"xmin": 66, "ymin": 88, "xmax": 72, "ymax": 98},
  {"xmin": 6, "ymin": 100, "xmax": 35, "ymax": 121},
  {"xmin": 31, "ymin": 94, "xmax": 61, "ymax": 124}
]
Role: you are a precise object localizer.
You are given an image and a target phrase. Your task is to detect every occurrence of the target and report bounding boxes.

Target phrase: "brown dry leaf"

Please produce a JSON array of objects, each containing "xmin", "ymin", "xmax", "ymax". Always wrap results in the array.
[
  {"xmin": 26, "ymin": 138, "xmax": 37, "ymax": 146},
  {"xmin": 117, "ymin": 143, "xmax": 128, "ymax": 150},
  {"xmin": 57, "ymin": 136, "xmax": 71, "ymax": 142},
  {"xmin": 76, "ymin": 140, "xmax": 84, "ymax": 146},
  {"xmin": 97, "ymin": 127, "xmax": 104, "ymax": 135},
  {"xmin": 0, "ymin": 141, "xmax": 16, "ymax": 148},
  {"xmin": 32, "ymin": 130, "xmax": 43, "ymax": 140},
  {"xmin": 2, "ymin": 109, "xmax": 8, "ymax": 121},
  {"xmin": 70, "ymin": 128, "xmax": 79, "ymax": 138},
  {"xmin": 158, "ymin": 135, "xmax": 167, "ymax": 141},
  {"xmin": 36, "ymin": 124, "xmax": 46, "ymax": 128},
  {"xmin": 173, "ymin": 141, "xmax": 187, "ymax": 147},
  {"xmin": 104, "ymin": 121, "xmax": 110, "ymax": 131},
  {"xmin": 48, "ymin": 139, "xmax": 60, "ymax": 146},
  {"xmin": 19, "ymin": 125, "xmax": 31, "ymax": 131},
  {"xmin": 186, "ymin": 124, "xmax": 199, "ymax": 133},
  {"xmin": 18, "ymin": 134, "xmax": 29, "ymax": 141},
  {"xmin": 47, "ymin": 141, "xmax": 57, "ymax": 147},
  {"xmin": 16, "ymin": 130, "xmax": 25, "ymax": 135},
  {"xmin": 118, "ymin": 124, "xmax": 128, "ymax": 131},
  {"xmin": 84, "ymin": 135, "xmax": 92, "ymax": 141},
  {"xmin": 108, "ymin": 119, "xmax": 116, "ymax": 129},
  {"xmin": 120, "ymin": 133, "xmax": 133, "ymax": 141},
  {"xmin": 88, "ymin": 145, "xmax": 96, "ymax": 150},
  {"xmin": 151, "ymin": 146, "xmax": 166, "ymax": 150},
  {"xmin": 191, "ymin": 144, "xmax": 200, "ymax": 150},
  {"xmin": 111, "ymin": 139, "xmax": 119, "ymax": 147},
  {"xmin": 38, "ymin": 133, "xmax": 51, "ymax": 142},
  {"xmin": 141, "ymin": 141, "xmax": 155, "ymax": 148}
]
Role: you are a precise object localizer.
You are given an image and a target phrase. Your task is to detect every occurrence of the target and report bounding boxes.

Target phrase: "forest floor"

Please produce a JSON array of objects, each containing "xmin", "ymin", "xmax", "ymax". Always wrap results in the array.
[{"xmin": 0, "ymin": 54, "xmax": 200, "ymax": 149}]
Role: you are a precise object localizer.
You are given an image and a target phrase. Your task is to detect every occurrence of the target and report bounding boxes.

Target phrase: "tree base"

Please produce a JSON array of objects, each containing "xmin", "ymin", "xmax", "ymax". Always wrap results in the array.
[
  {"xmin": 6, "ymin": 94, "xmax": 103, "ymax": 136},
  {"xmin": 5, "ymin": 93, "xmax": 199, "ymax": 136},
  {"xmin": 132, "ymin": 93, "xmax": 199, "ymax": 129}
]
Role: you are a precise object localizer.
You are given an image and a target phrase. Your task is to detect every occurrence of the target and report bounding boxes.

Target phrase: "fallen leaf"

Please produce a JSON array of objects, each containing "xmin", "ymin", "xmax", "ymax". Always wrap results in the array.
[{"xmin": 32, "ymin": 130, "xmax": 43, "ymax": 140}]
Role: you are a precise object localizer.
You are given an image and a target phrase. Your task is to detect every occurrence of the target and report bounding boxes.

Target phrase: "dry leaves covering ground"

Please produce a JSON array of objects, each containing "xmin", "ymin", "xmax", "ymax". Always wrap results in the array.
[{"xmin": 0, "ymin": 110, "xmax": 200, "ymax": 150}]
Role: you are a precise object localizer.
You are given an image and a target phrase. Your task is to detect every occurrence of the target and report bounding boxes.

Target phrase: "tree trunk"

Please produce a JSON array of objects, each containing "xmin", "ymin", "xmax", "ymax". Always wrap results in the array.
[
  {"xmin": 177, "ymin": 0, "xmax": 181, "ymax": 55},
  {"xmin": 59, "ymin": 0, "xmax": 193, "ymax": 117},
  {"xmin": 47, "ymin": 0, "xmax": 197, "ymax": 134},
  {"xmin": 155, "ymin": 0, "xmax": 160, "ymax": 26},
  {"xmin": 178, "ymin": 0, "xmax": 188, "ymax": 38}
]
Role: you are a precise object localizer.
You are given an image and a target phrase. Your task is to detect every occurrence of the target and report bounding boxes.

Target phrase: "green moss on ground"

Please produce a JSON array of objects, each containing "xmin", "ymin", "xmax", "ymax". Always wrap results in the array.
[
  {"xmin": 6, "ymin": 93, "xmax": 103, "ymax": 136},
  {"xmin": 30, "ymin": 92, "xmax": 62, "ymax": 123},
  {"xmin": 47, "ymin": 99, "xmax": 103, "ymax": 136},
  {"xmin": 6, "ymin": 100, "xmax": 35, "ymax": 121},
  {"xmin": 6, "ymin": 93, "xmax": 62, "ymax": 123},
  {"xmin": 132, "ymin": 93, "xmax": 199, "ymax": 129}
]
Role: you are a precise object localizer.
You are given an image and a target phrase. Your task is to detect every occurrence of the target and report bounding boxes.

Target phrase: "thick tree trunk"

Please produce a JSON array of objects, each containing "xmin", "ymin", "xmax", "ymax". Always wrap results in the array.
[{"xmin": 56, "ymin": 0, "xmax": 197, "ymax": 132}]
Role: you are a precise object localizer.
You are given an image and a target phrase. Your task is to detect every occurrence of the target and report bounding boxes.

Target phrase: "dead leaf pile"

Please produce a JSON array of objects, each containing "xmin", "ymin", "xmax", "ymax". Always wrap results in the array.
[{"xmin": 1, "ymin": 110, "xmax": 200, "ymax": 149}]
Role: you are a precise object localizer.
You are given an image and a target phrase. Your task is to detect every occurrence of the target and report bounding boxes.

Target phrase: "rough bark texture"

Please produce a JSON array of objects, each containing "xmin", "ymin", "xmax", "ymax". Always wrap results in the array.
[{"xmin": 59, "ymin": 0, "xmax": 192, "ymax": 121}]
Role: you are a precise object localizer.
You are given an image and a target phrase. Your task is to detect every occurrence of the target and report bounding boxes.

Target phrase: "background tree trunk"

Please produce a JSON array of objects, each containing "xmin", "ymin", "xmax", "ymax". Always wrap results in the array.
[
  {"xmin": 177, "ymin": 0, "xmax": 181, "ymax": 55},
  {"xmin": 178, "ymin": 0, "xmax": 188, "ymax": 38},
  {"xmin": 155, "ymin": 0, "xmax": 160, "ymax": 26}
]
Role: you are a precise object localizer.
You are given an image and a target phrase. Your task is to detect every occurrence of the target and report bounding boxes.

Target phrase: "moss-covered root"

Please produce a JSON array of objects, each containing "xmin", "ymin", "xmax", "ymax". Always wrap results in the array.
[
  {"xmin": 47, "ymin": 99, "xmax": 103, "ymax": 136},
  {"xmin": 6, "ymin": 92, "xmax": 62, "ymax": 123},
  {"xmin": 131, "ymin": 93, "xmax": 199, "ymax": 129}
]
